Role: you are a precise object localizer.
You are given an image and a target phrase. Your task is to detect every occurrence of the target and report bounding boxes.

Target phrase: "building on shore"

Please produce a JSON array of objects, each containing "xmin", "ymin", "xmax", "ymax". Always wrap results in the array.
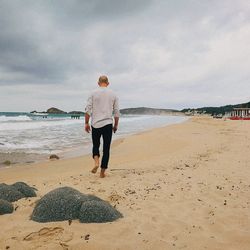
[{"xmin": 228, "ymin": 108, "xmax": 250, "ymax": 120}]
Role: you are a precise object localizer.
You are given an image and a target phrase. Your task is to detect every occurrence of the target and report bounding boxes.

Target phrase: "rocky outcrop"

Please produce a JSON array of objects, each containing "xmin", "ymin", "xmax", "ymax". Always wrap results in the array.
[
  {"xmin": 0, "ymin": 199, "xmax": 14, "ymax": 215},
  {"xmin": 79, "ymin": 199, "xmax": 123, "ymax": 223},
  {"xmin": 31, "ymin": 108, "xmax": 85, "ymax": 114},
  {"xmin": 0, "ymin": 182, "xmax": 37, "ymax": 202},
  {"xmin": 31, "ymin": 187, "xmax": 123, "ymax": 223},
  {"xmin": 46, "ymin": 107, "xmax": 67, "ymax": 114},
  {"xmin": 11, "ymin": 182, "xmax": 37, "ymax": 198}
]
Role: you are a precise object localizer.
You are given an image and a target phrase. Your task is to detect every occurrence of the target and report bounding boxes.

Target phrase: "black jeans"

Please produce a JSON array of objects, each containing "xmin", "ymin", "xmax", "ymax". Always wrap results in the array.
[{"xmin": 91, "ymin": 124, "xmax": 113, "ymax": 169}]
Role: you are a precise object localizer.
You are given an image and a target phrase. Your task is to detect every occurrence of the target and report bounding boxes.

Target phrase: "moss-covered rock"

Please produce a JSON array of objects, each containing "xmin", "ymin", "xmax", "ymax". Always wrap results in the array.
[
  {"xmin": 0, "ymin": 183, "xmax": 25, "ymax": 202},
  {"xmin": 31, "ymin": 187, "xmax": 123, "ymax": 223},
  {"xmin": 31, "ymin": 187, "xmax": 87, "ymax": 222},
  {"xmin": 79, "ymin": 200, "xmax": 123, "ymax": 223},
  {"xmin": 0, "ymin": 182, "xmax": 37, "ymax": 202},
  {"xmin": 11, "ymin": 182, "xmax": 37, "ymax": 198},
  {"xmin": 0, "ymin": 199, "xmax": 14, "ymax": 215}
]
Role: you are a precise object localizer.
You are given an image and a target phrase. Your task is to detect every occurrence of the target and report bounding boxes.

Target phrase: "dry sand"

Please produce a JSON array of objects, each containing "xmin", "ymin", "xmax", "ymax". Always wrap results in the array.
[{"xmin": 0, "ymin": 116, "xmax": 249, "ymax": 250}]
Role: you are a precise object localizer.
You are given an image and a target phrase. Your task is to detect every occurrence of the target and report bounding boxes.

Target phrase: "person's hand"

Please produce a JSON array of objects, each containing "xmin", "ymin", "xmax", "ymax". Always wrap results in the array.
[
  {"xmin": 85, "ymin": 124, "xmax": 91, "ymax": 133},
  {"xmin": 113, "ymin": 125, "xmax": 118, "ymax": 133}
]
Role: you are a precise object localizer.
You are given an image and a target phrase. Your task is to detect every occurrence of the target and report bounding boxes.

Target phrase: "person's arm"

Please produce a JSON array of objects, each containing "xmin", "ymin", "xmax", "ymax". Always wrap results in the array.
[
  {"xmin": 85, "ymin": 113, "xmax": 91, "ymax": 133},
  {"xmin": 85, "ymin": 95, "xmax": 92, "ymax": 133},
  {"xmin": 113, "ymin": 116, "xmax": 119, "ymax": 133},
  {"xmin": 113, "ymin": 96, "xmax": 120, "ymax": 133}
]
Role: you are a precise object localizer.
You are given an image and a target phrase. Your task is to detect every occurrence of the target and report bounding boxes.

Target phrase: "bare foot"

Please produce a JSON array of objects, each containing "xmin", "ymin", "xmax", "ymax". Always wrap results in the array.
[
  {"xmin": 91, "ymin": 166, "xmax": 99, "ymax": 174},
  {"xmin": 100, "ymin": 169, "xmax": 106, "ymax": 178}
]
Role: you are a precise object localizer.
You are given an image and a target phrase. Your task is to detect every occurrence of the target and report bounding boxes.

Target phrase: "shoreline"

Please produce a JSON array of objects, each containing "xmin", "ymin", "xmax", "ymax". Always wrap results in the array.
[
  {"xmin": 0, "ymin": 116, "xmax": 250, "ymax": 249},
  {"xmin": 0, "ymin": 115, "xmax": 188, "ymax": 169}
]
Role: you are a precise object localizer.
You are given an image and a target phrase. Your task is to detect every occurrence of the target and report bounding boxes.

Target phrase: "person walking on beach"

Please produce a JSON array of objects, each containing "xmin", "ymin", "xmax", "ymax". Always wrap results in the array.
[{"xmin": 85, "ymin": 75, "xmax": 120, "ymax": 178}]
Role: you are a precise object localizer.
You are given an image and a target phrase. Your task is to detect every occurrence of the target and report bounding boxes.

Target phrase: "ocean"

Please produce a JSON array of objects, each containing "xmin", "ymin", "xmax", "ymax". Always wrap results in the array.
[{"xmin": 0, "ymin": 112, "xmax": 187, "ymax": 166}]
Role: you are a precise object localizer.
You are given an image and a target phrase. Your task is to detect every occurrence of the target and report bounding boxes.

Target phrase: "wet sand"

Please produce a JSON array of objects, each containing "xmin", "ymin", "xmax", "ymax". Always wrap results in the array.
[
  {"xmin": 0, "ymin": 152, "xmax": 49, "ymax": 168},
  {"xmin": 0, "ymin": 116, "xmax": 250, "ymax": 250}
]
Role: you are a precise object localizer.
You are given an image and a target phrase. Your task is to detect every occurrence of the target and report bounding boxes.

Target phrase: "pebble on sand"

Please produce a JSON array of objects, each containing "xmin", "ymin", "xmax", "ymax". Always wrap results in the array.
[{"xmin": 49, "ymin": 154, "xmax": 60, "ymax": 160}]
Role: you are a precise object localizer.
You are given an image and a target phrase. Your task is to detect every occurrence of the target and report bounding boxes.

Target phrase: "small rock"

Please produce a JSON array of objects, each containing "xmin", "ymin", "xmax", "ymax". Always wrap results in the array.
[
  {"xmin": 3, "ymin": 160, "xmax": 11, "ymax": 166},
  {"xmin": 84, "ymin": 234, "xmax": 90, "ymax": 240},
  {"xmin": 49, "ymin": 154, "xmax": 60, "ymax": 160}
]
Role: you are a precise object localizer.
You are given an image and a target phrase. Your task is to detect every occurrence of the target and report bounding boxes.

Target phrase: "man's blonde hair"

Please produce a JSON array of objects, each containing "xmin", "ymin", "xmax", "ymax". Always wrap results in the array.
[{"xmin": 98, "ymin": 75, "xmax": 109, "ymax": 84}]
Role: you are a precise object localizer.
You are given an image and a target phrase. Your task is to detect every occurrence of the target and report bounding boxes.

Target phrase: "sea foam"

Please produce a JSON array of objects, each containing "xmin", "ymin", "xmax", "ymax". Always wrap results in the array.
[
  {"xmin": 0, "ymin": 113, "xmax": 187, "ymax": 156},
  {"xmin": 0, "ymin": 115, "xmax": 32, "ymax": 122}
]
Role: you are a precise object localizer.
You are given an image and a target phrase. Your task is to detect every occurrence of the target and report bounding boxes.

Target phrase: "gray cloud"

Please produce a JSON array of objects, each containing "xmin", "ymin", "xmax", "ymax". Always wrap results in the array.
[
  {"xmin": 0, "ymin": 0, "xmax": 153, "ymax": 85},
  {"xmin": 0, "ymin": 0, "xmax": 249, "ymax": 111}
]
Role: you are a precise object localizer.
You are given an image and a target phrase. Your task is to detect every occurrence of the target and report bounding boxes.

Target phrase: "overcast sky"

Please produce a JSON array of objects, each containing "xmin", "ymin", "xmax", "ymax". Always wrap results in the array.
[{"xmin": 0, "ymin": 0, "xmax": 249, "ymax": 112}]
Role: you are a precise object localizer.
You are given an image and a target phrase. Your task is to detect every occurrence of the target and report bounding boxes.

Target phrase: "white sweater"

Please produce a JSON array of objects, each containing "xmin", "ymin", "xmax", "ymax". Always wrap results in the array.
[{"xmin": 85, "ymin": 87, "xmax": 120, "ymax": 128}]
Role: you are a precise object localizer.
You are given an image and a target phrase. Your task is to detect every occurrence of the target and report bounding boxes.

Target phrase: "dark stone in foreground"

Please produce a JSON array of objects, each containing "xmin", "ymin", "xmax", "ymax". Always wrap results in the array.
[
  {"xmin": 0, "ymin": 182, "xmax": 37, "ymax": 202},
  {"xmin": 31, "ymin": 187, "xmax": 123, "ymax": 223},
  {"xmin": 79, "ymin": 200, "xmax": 123, "ymax": 223},
  {"xmin": 0, "ymin": 184, "xmax": 25, "ymax": 202},
  {"xmin": 0, "ymin": 199, "xmax": 14, "ymax": 215},
  {"xmin": 31, "ymin": 187, "xmax": 85, "ymax": 222},
  {"xmin": 11, "ymin": 182, "xmax": 37, "ymax": 198}
]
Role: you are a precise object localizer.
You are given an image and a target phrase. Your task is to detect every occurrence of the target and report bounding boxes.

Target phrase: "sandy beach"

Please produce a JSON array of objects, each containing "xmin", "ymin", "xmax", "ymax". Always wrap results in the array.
[{"xmin": 0, "ymin": 116, "xmax": 250, "ymax": 250}]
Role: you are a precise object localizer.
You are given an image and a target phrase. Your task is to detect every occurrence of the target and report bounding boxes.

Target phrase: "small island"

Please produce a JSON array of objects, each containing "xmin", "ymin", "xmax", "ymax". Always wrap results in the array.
[
  {"xmin": 30, "ymin": 108, "xmax": 85, "ymax": 115},
  {"xmin": 46, "ymin": 107, "xmax": 67, "ymax": 114}
]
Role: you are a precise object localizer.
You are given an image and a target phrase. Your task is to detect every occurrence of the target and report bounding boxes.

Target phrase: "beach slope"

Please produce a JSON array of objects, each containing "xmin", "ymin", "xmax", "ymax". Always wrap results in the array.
[{"xmin": 0, "ymin": 116, "xmax": 250, "ymax": 250}]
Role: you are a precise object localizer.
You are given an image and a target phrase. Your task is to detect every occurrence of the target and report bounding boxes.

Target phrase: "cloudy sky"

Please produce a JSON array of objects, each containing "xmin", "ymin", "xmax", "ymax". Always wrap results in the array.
[{"xmin": 0, "ymin": 0, "xmax": 249, "ymax": 112}]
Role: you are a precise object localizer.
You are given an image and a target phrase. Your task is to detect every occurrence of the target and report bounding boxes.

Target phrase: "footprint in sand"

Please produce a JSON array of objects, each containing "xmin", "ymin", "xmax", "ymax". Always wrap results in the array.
[
  {"xmin": 23, "ymin": 227, "xmax": 63, "ymax": 241},
  {"xmin": 90, "ymin": 181, "xmax": 101, "ymax": 185},
  {"xmin": 98, "ymin": 189, "xmax": 106, "ymax": 193},
  {"xmin": 23, "ymin": 227, "xmax": 73, "ymax": 245},
  {"xmin": 151, "ymin": 216, "xmax": 157, "ymax": 222}
]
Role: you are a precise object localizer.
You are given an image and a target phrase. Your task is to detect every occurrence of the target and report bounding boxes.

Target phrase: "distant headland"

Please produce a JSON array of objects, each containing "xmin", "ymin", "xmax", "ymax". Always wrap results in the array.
[
  {"xmin": 30, "ymin": 107, "xmax": 182, "ymax": 115},
  {"xmin": 30, "ymin": 101, "xmax": 250, "ymax": 116},
  {"xmin": 30, "ymin": 107, "xmax": 84, "ymax": 115}
]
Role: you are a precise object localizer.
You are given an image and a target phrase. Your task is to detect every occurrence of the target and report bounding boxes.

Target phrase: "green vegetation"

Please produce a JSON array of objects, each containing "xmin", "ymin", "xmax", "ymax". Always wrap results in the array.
[{"xmin": 182, "ymin": 101, "xmax": 250, "ymax": 115}]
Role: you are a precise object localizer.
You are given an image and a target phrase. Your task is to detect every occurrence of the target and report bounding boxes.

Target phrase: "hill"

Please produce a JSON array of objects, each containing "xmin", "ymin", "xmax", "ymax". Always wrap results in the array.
[
  {"xmin": 46, "ymin": 107, "xmax": 67, "ymax": 114},
  {"xmin": 182, "ymin": 101, "xmax": 250, "ymax": 115},
  {"xmin": 120, "ymin": 107, "xmax": 181, "ymax": 115}
]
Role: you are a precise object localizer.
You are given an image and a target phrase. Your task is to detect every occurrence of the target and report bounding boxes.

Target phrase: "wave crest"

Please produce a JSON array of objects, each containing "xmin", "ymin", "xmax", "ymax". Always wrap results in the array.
[{"xmin": 0, "ymin": 115, "xmax": 32, "ymax": 122}]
